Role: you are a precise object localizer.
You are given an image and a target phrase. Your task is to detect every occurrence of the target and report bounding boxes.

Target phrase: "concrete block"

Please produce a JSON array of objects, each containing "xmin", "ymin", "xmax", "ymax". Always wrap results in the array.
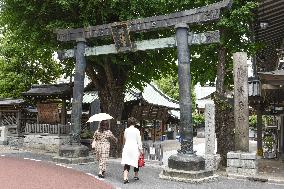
[
  {"xmin": 205, "ymin": 154, "xmax": 221, "ymax": 171},
  {"xmin": 241, "ymin": 159, "xmax": 257, "ymax": 169},
  {"xmin": 226, "ymin": 167, "xmax": 238, "ymax": 174},
  {"xmin": 240, "ymin": 153, "xmax": 256, "ymax": 160},
  {"xmin": 227, "ymin": 159, "xmax": 241, "ymax": 168},
  {"xmin": 237, "ymin": 168, "xmax": 257, "ymax": 175},
  {"xmin": 205, "ymin": 156, "xmax": 215, "ymax": 171},
  {"xmin": 227, "ymin": 152, "xmax": 241, "ymax": 159}
]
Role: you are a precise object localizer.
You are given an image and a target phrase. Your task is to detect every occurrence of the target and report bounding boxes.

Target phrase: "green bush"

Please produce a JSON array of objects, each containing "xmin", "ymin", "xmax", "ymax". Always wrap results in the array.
[
  {"xmin": 249, "ymin": 114, "xmax": 257, "ymax": 130},
  {"xmin": 80, "ymin": 130, "xmax": 93, "ymax": 139},
  {"xmin": 192, "ymin": 113, "xmax": 205, "ymax": 127},
  {"xmin": 263, "ymin": 135, "xmax": 274, "ymax": 152}
]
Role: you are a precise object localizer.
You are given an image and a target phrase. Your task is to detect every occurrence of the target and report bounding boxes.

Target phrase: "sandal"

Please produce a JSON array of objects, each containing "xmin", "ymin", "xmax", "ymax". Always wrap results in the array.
[
  {"xmin": 98, "ymin": 174, "xmax": 105, "ymax": 178},
  {"xmin": 123, "ymin": 179, "xmax": 129, "ymax": 184}
]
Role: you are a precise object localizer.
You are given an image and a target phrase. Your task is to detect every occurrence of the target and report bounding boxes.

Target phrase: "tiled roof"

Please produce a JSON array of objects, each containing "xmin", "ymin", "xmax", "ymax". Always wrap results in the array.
[
  {"xmin": 83, "ymin": 91, "xmax": 99, "ymax": 104},
  {"xmin": 139, "ymin": 84, "xmax": 179, "ymax": 109},
  {"xmin": 22, "ymin": 83, "xmax": 73, "ymax": 98},
  {"xmin": 83, "ymin": 83, "xmax": 179, "ymax": 110},
  {"xmin": 194, "ymin": 84, "xmax": 216, "ymax": 100},
  {"xmin": 0, "ymin": 99, "xmax": 25, "ymax": 106}
]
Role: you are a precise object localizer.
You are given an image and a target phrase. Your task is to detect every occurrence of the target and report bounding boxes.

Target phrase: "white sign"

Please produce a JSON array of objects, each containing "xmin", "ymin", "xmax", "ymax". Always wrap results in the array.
[{"xmin": 150, "ymin": 147, "xmax": 156, "ymax": 155}]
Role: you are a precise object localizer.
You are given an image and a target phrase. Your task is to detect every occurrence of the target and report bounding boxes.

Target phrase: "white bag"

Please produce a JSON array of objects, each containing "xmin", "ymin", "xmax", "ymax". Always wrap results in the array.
[{"xmin": 91, "ymin": 140, "xmax": 97, "ymax": 149}]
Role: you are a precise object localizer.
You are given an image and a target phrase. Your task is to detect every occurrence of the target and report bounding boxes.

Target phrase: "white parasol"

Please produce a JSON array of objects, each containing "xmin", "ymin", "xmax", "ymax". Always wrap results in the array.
[{"xmin": 86, "ymin": 113, "xmax": 113, "ymax": 122}]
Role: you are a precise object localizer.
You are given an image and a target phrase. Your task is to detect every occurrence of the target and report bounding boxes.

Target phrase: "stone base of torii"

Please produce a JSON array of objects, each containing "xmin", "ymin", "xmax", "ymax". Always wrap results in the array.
[
  {"xmin": 53, "ymin": 144, "xmax": 94, "ymax": 164},
  {"xmin": 160, "ymin": 154, "xmax": 218, "ymax": 183},
  {"xmin": 160, "ymin": 103, "xmax": 219, "ymax": 183}
]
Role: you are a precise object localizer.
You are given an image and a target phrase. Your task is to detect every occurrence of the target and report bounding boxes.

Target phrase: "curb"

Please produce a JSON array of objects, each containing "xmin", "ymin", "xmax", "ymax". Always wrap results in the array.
[
  {"xmin": 227, "ymin": 174, "xmax": 284, "ymax": 185},
  {"xmin": 159, "ymin": 171, "xmax": 219, "ymax": 184}
]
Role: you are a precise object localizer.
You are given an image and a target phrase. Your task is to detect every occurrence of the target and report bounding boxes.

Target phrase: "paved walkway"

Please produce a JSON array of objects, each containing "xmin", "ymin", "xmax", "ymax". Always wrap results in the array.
[
  {"xmin": 0, "ymin": 139, "xmax": 284, "ymax": 189},
  {"xmin": 1, "ymin": 150, "xmax": 284, "ymax": 189},
  {"xmin": 0, "ymin": 156, "xmax": 114, "ymax": 189}
]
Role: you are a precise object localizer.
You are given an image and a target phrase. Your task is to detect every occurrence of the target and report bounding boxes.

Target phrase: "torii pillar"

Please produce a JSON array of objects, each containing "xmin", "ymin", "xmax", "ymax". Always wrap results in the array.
[
  {"xmin": 160, "ymin": 23, "xmax": 215, "ymax": 183},
  {"xmin": 53, "ymin": 38, "xmax": 94, "ymax": 164}
]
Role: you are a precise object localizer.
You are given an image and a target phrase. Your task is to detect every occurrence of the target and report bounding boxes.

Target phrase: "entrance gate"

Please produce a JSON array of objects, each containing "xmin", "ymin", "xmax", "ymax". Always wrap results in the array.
[{"xmin": 55, "ymin": 0, "xmax": 232, "ymax": 162}]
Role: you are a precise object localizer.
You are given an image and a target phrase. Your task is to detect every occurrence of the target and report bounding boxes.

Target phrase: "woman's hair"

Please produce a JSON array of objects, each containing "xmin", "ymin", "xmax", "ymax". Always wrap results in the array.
[
  {"xmin": 127, "ymin": 117, "xmax": 137, "ymax": 127},
  {"xmin": 98, "ymin": 120, "xmax": 110, "ymax": 132},
  {"xmin": 134, "ymin": 123, "xmax": 140, "ymax": 129}
]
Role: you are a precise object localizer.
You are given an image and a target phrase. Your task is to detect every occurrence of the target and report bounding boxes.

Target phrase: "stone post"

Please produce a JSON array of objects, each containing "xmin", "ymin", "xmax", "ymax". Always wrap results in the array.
[
  {"xmin": 70, "ymin": 38, "xmax": 87, "ymax": 144},
  {"xmin": 205, "ymin": 103, "xmax": 219, "ymax": 170},
  {"xmin": 233, "ymin": 52, "xmax": 249, "ymax": 152},
  {"xmin": 175, "ymin": 23, "xmax": 193, "ymax": 155},
  {"xmin": 227, "ymin": 52, "xmax": 257, "ymax": 177},
  {"xmin": 205, "ymin": 104, "xmax": 215, "ymax": 155},
  {"xmin": 53, "ymin": 38, "xmax": 93, "ymax": 164},
  {"xmin": 0, "ymin": 126, "xmax": 8, "ymax": 145},
  {"xmin": 162, "ymin": 24, "xmax": 215, "ymax": 183}
]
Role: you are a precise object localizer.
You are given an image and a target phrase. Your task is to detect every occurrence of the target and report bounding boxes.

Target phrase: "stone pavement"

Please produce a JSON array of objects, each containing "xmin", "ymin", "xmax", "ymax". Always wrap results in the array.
[{"xmin": 1, "ymin": 147, "xmax": 284, "ymax": 189}]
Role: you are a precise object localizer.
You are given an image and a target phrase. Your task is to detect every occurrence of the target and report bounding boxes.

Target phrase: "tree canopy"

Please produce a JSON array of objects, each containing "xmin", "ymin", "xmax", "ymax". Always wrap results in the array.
[
  {"xmin": 0, "ymin": 0, "xmax": 259, "ymax": 157},
  {"xmin": 0, "ymin": 0, "xmax": 258, "ymax": 98}
]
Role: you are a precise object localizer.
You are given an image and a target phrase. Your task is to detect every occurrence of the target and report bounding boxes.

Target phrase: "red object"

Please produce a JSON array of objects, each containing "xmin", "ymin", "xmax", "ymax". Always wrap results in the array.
[
  {"xmin": 0, "ymin": 156, "xmax": 114, "ymax": 189},
  {"xmin": 138, "ymin": 154, "xmax": 145, "ymax": 167}
]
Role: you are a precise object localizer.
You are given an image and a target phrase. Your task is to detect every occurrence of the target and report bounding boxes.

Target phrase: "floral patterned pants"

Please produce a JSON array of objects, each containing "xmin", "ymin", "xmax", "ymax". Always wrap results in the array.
[{"xmin": 95, "ymin": 142, "xmax": 110, "ymax": 172}]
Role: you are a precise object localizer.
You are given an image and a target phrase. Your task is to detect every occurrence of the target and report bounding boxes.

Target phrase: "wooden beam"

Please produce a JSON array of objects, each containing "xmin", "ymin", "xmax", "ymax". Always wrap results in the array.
[
  {"xmin": 55, "ymin": 0, "xmax": 232, "ymax": 42},
  {"xmin": 257, "ymin": 2, "xmax": 284, "ymax": 20},
  {"xmin": 58, "ymin": 30, "xmax": 220, "ymax": 59},
  {"xmin": 261, "ymin": 84, "xmax": 282, "ymax": 90},
  {"xmin": 258, "ymin": 0, "xmax": 279, "ymax": 12},
  {"xmin": 258, "ymin": 34, "xmax": 284, "ymax": 46},
  {"xmin": 256, "ymin": 18, "xmax": 284, "ymax": 36},
  {"xmin": 257, "ymin": 27, "xmax": 284, "ymax": 40}
]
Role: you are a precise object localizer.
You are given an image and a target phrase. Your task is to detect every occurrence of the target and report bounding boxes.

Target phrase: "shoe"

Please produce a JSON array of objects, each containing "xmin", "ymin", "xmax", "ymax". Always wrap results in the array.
[
  {"xmin": 102, "ymin": 171, "xmax": 105, "ymax": 176},
  {"xmin": 98, "ymin": 174, "xmax": 105, "ymax": 178},
  {"xmin": 134, "ymin": 177, "xmax": 139, "ymax": 180},
  {"xmin": 123, "ymin": 179, "xmax": 129, "ymax": 184}
]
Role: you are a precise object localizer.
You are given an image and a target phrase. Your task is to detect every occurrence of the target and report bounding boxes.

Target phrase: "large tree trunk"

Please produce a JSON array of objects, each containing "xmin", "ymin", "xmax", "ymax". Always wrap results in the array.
[
  {"xmin": 215, "ymin": 96, "xmax": 235, "ymax": 167},
  {"xmin": 99, "ymin": 85, "xmax": 125, "ymax": 158},
  {"xmin": 86, "ymin": 57, "xmax": 129, "ymax": 157},
  {"xmin": 215, "ymin": 44, "xmax": 235, "ymax": 167}
]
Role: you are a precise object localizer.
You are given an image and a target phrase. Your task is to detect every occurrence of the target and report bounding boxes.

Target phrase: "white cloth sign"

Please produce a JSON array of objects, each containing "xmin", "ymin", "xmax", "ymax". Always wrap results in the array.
[{"xmin": 150, "ymin": 147, "xmax": 156, "ymax": 155}]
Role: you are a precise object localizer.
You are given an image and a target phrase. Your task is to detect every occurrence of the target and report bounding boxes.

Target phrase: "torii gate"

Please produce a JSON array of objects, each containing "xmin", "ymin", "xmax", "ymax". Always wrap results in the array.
[{"xmin": 55, "ymin": 0, "xmax": 232, "ymax": 164}]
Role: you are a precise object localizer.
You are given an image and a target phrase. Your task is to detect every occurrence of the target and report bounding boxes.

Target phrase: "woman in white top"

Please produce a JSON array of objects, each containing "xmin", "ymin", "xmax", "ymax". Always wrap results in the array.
[{"xmin": 121, "ymin": 117, "xmax": 143, "ymax": 184}]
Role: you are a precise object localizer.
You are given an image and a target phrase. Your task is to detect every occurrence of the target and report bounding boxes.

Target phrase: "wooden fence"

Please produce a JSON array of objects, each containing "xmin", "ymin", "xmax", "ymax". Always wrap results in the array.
[
  {"xmin": 24, "ymin": 123, "xmax": 70, "ymax": 136},
  {"xmin": 142, "ymin": 141, "xmax": 163, "ymax": 163},
  {"xmin": 0, "ymin": 111, "xmax": 20, "ymax": 136}
]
